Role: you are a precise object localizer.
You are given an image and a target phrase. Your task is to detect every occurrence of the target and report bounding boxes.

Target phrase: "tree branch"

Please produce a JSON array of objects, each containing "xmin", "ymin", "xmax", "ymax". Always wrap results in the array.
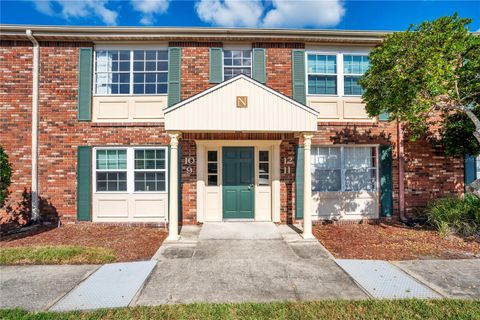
[{"xmin": 441, "ymin": 103, "xmax": 480, "ymax": 144}]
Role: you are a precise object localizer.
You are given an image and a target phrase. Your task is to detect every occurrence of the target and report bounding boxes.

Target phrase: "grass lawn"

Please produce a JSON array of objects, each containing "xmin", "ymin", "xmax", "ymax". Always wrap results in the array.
[
  {"xmin": 1, "ymin": 300, "xmax": 479, "ymax": 320},
  {"xmin": 314, "ymin": 222, "xmax": 480, "ymax": 260},
  {"xmin": 0, "ymin": 246, "xmax": 116, "ymax": 265},
  {"xmin": 0, "ymin": 224, "xmax": 167, "ymax": 264}
]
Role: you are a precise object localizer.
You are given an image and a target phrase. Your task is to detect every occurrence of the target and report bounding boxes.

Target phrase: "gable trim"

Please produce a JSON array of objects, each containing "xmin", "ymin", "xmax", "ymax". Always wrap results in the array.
[{"xmin": 163, "ymin": 74, "xmax": 319, "ymax": 117}]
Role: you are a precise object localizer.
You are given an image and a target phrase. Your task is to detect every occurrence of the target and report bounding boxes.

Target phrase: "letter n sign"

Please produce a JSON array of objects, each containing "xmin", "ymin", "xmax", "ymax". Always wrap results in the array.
[{"xmin": 236, "ymin": 96, "xmax": 248, "ymax": 108}]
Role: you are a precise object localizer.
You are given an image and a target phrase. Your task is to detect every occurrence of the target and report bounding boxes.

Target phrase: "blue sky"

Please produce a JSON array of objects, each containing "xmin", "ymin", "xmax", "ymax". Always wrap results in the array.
[{"xmin": 1, "ymin": 1, "xmax": 479, "ymax": 31}]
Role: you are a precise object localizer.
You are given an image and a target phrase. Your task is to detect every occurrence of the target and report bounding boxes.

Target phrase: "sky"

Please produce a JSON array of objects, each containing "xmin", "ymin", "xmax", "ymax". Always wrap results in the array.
[{"xmin": 0, "ymin": 0, "xmax": 479, "ymax": 32}]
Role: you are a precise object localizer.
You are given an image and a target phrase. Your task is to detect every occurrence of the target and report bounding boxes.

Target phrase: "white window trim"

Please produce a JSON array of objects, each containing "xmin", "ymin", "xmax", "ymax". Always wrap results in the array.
[
  {"xmin": 222, "ymin": 48, "xmax": 253, "ymax": 81},
  {"xmin": 311, "ymin": 145, "xmax": 380, "ymax": 193},
  {"xmin": 476, "ymin": 156, "xmax": 480, "ymax": 179},
  {"xmin": 305, "ymin": 50, "xmax": 371, "ymax": 98},
  {"xmin": 93, "ymin": 146, "xmax": 169, "ymax": 195},
  {"xmin": 93, "ymin": 45, "xmax": 168, "ymax": 97},
  {"xmin": 343, "ymin": 53, "xmax": 370, "ymax": 97}
]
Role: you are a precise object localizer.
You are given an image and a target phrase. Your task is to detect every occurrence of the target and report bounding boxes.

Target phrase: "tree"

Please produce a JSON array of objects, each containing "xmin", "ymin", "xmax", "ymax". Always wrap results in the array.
[
  {"xmin": 359, "ymin": 14, "xmax": 480, "ymax": 194},
  {"xmin": 360, "ymin": 14, "xmax": 480, "ymax": 156},
  {"xmin": 0, "ymin": 146, "xmax": 13, "ymax": 207}
]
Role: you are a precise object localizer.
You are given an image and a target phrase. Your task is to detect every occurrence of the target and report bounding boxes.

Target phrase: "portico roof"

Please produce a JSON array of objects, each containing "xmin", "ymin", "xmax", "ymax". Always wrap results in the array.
[{"xmin": 164, "ymin": 74, "xmax": 319, "ymax": 133}]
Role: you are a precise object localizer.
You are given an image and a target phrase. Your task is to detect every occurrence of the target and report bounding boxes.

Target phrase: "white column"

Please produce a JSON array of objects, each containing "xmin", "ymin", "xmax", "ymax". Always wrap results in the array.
[
  {"xmin": 302, "ymin": 134, "xmax": 314, "ymax": 239},
  {"xmin": 167, "ymin": 132, "xmax": 181, "ymax": 241},
  {"xmin": 272, "ymin": 142, "xmax": 281, "ymax": 222}
]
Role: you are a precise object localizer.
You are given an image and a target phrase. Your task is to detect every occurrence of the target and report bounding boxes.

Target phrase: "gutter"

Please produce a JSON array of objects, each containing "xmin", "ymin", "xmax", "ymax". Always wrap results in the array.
[
  {"xmin": 397, "ymin": 121, "xmax": 407, "ymax": 222},
  {"xmin": 26, "ymin": 29, "xmax": 39, "ymax": 222}
]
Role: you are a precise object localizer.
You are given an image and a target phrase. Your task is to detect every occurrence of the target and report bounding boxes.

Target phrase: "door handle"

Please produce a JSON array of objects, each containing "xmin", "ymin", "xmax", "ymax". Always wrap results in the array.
[{"xmin": 248, "ymin": 184, "xmax": 254, "ymax": 190}]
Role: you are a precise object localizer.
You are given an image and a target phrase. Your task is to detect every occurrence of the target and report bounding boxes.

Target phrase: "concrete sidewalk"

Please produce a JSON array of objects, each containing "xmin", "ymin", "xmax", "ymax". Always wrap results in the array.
[{"xmin": 1, "ymin": 223, "xmax": 480, "ymax": 312}]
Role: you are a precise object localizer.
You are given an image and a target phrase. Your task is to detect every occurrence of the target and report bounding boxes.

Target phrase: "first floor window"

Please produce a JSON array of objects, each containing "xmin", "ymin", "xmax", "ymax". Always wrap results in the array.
[
  {"xmin": 477, "ymin": 156, "xmax": 480, "ymax": 178},
  {"xmin": 95, "ymin": 147, "xmax": 167, "ymax": 193},
  {"xmin": 96, "ymin": 149, "xmax": 128, "ymax": 191},
  {"xmin": 311, "ymin": 146, "xmax": 378, "ymax": 192}
]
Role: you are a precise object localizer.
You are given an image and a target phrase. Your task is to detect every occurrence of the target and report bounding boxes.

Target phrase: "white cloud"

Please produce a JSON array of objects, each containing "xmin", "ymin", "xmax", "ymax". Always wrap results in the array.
[
  {"xmin": 195, "ymin": 0, "xmax": 264, "ymax": 28},
  {"xmin": 195, "ymin": 0, "xmax": 345, "ymax": 28},
  {"xmin": 32, "ymin": 0, "xmax": 118, "ymax": 25},
  {"xmin": 130, "ymin": 0, "xmax": 170, "ymax": 25},
  {"xmin": 263, "ymin": 0, "xmax": 345, "ymax": 28}
]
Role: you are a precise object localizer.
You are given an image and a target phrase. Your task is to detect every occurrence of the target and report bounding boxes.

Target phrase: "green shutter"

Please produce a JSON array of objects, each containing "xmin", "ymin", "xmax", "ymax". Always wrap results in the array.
[
  {"xmin": 292, "ymin": 49, "xmax": 306, "ymax": 105},
  {"xmin": 209, "ymin": 47, "xmax": 223, "ymax": 83},
  {"xmin": 78, "ymin": 48, "xmax": 92, "ymax": 121},
  {"xmin": 378, "ymin": 112, "xmax": 390, "ymax": 122},
  {"xmin": 168, "ymin": 47, "xmax": 182, "ymax": 106},
  {"xmin": 465, "ymin": 154, "xmax": 477, "ymax": 187},
  {"xmin": 295, "ymin": 145, "xmax": 304, "ymax": 219},
  {"xmin": 252, "ymin": 48, "xmax": 266, "ymax": 83},
  {"xmin": 380, "ymin": 145, "xmax": 393, "ymax": 217},
  {"xmin": 77, "ymin": 146, "xmax": 91, "ymax": 221}
]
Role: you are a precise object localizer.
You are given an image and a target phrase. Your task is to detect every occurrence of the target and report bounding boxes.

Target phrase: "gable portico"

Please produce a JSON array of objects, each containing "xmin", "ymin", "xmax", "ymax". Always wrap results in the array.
[{"xmin": 164, "ymin": 75, "xmax": 319, "ymax": 241}]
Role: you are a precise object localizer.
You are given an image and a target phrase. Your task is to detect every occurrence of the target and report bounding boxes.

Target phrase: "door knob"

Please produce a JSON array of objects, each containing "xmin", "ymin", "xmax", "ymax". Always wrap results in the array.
[{"xmin": 248, "ymin": 184, "xmax": 254, "ymax": 190}]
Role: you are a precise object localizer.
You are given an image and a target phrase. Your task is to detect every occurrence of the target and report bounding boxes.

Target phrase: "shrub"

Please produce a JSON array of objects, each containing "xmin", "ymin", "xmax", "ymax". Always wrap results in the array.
[
  {"xmin": 0, "ymin": 146, "xmax": 13, "ymax": 207},
  {"xmin": 425, "ymin": 195, "xmax": 480, "ymax": 238}
]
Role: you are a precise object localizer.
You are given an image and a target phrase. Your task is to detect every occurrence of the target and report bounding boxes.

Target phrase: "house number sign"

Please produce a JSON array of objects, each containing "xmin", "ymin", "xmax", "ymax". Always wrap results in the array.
[
  {"xmin": 283, "ymin": 156, "xmax": 293, "ymax": 174},
  {"xmin": 184, "ymin": 156, "xmax": 195, "ymax": 175}
]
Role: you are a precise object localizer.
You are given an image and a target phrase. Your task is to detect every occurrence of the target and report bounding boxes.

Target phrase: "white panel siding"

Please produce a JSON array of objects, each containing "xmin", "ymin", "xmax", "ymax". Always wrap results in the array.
[
  {"xmin": 307, "ymin": 96, "xmax": 375, "ymax": 122},
  {"xmin": 312, "ymin": 191, "xmax": 378, "ymax": 220},
  {"xmin": 93, "ymin": 96, "xmax": 167, "ymax": 122},
  {"xmin": 165, "ymin": 76, "xmax": 318, "ymax": 132}
]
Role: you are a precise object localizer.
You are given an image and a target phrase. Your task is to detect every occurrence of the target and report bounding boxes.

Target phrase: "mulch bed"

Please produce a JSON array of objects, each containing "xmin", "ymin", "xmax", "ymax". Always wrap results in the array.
[
  {"xmin": 314, "ymin": 222, "xmax": 480, "ymax": 260},
  {"xmin": 0, "ymin": 224, "xmax": 167, "ymax": 262}
]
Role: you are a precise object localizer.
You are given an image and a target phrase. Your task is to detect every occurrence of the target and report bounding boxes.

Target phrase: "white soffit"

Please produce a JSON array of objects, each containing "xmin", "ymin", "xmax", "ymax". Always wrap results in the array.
[{"xmin": 164, "ymin": 75, "xmax": 318, "ymax": 132}]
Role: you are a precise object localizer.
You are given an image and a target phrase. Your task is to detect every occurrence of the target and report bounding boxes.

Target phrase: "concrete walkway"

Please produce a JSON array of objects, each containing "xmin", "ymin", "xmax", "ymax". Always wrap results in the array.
[
  {"xmin": 137, "ymin": 222, "xmax": 366, "ymax": 305},
  {"xmin": 1, "ymin": 223, "xmax": 480, "ymax": 312}
]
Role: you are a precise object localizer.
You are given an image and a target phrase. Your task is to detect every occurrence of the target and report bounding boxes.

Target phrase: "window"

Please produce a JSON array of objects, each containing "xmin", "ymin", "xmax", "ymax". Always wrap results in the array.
[
  {"xmin": 95, "ymin": 49, "xmax": 168, "ymax": 95},
  {"xmin": 95, "ymin": 147, "xmax": 167, "ymax": 193},
  {"xmin": 96, "ymin": 149, "xmax": 127, "ymax": 192},
  {"xmin": 224, "ymin": 50, "xmax": 252, "ymax": 80},
  {"xmin": 258, "ymin": 150, "xmax": 270, "ymax": 186},
  {"xmin": 134, "ymin": 149, "xmax": 166, "ymax": 192},
  {"xmin": 311, "ymin": 146, "xmax": 378, "ymax": 192},
  {"xmin": 207, "ymin": 151, "xmax": 218, "ymax": 186},
  {"xmin": 477, "ymin": 156, "xmax": 480, "ymax": 178},
  {"xmin": 307, "ymin": 54, "xmax": 337, "ymax": 95},
  {"xmin": 343, "ymin": 55, "xmax": 369, "ymax": 96}
]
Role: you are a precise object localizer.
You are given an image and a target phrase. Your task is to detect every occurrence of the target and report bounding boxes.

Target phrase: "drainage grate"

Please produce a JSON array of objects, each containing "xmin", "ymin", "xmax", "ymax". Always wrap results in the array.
[
  {"xmin": 50, "ymin": 261, "xmax": 156, "ymax": 311},
  {"xmin": 336, "ymin": 259, "xmax": 441, "ymax": 299}
]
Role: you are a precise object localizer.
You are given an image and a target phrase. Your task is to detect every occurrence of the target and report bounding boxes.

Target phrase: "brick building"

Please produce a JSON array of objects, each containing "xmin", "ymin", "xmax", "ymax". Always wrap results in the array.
[{"xmin": 1, "ymin": 26, "xmax": 477, "ymax": 240}]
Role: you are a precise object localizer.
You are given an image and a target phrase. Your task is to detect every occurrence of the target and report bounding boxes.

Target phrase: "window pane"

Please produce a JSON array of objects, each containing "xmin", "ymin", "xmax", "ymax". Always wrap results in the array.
[
  {"xmin": 312, "ymin": 147, "xmax": 341, "ymax": 169},
  {"xmin": 344, "ymin": 147, "xmax": 373, "ymax": 169},
  {"xmin": 307, "ymin": 54, "xmax": 336, "ymax": 74},
  {"xmin": 345, "ymin": 168, "xmax": 376, "ymax": 191},
  {"xmin": 207, "ymin": 175, "xmax": 218, "ymax": 186},
  {"xmin": 97, "ymin": 171, "xmax": 126, "ymax": 191},
  {"xmin": 208, "ymin": 163, "xmax": 217, "ymax": 174},
  {"xmin": 259, "ymin": 151, "xmax": 269, "ymax": 162},
  {"xmin": 344, "ymin": 55, "xmax": 370, "ymax": 74},
  {"xmin": 259, "ymin": 163, "xmax": 269, "ymax": 174},
  {"xmin": 223, "ymin": 50, "xmax": 252, "ymax": 81},
  {"xmin": 208, "ymin": 151, "xmax": 217, "ymax": 162},
  {"xmin": 134, "ymin": 171, "xmax": 165, "ymax": 191},
  {"xmin": 259, "ymin": 174, "xmax": 269, "ymax": 186},
  {"xmin": 308, "ymin": 75, "xmax": 337, "ymax": 95},
  {"xmin": 97, "ymin": 149, "xmax": 126, "ymax": 169},
  {"xmin": 312, "ymin": 169, "xmax": 341, "ymax": 192},
  {"xmin": 344, "ymin": 76, "xmax": 364, "ymax": 96}
]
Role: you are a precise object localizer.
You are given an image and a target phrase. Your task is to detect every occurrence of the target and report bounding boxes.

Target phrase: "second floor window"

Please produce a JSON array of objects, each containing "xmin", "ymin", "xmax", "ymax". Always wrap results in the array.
[
  {"xmin": 343, "ymin": 55, "xmax": 370, "ymax": 96},
  {"xmin": 224, "ymin": 50, "xmax": 252, "ymax": 80},
  {"xmin": 307, "ymin": 54, "xmax": 337, "ymax": 95},
  {"xmin": 95, "ymin": 49, "xmax": 169, "ymax": 95}
]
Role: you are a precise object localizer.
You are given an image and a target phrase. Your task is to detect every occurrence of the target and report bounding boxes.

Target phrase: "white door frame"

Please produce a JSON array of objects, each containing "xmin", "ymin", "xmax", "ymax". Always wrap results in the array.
[{"xmin": 196, "ymin": 140, "xmax": 281, "ymax": 222}]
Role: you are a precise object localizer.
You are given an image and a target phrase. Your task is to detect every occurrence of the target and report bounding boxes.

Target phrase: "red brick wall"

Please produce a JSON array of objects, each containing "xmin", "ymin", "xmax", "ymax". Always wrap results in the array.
[
  {"xmin": 0, "ymin": 41, "xmax": 33, "ymax": 224},
  {"xmin": 1, "ymin": 40, "xmax": 465, "ymax": 226}
]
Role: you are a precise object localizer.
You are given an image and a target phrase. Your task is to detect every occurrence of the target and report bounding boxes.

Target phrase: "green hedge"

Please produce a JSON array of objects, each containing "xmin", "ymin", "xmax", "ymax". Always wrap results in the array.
[
  {"xmin": 425, "ymin": 195, "xmax": 480, "ymax": 237},
  {"xmin": 0, "ymin": 146, "xmax": 12, "ymax": 207}
]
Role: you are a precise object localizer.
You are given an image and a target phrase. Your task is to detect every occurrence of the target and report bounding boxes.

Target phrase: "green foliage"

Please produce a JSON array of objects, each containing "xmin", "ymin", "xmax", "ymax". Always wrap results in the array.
[
  {"xmin": 0, "ymin": 246, "xmax": 116, "ymax": 265},
  {"xmin": 0, "ymin": 146, "xmax": 13, "ymax": 206},
  {"xmin": 2, "ymin": 300, "xmax": 480, "ymax": 320},
  {"xmin": 440, "ymin": 106, "xmax": 480, "ymax": 156},
  {"xmin": 425, "ymin": 195, "xmax": 480, "ymax": 237},
  {"xmin": 360, "ymin": 14, "xmax": 480, "ymax": 154}
]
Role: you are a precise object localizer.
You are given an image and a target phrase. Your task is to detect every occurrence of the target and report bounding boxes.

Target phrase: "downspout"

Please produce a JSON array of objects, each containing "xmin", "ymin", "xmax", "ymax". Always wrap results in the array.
[
  {"xmin": 397, "ymin": 121, "xmax": 407, "ymax": 222},
  {"xmin": 26, "ymin": 30, "xmax": 40, "ymax": 222}
]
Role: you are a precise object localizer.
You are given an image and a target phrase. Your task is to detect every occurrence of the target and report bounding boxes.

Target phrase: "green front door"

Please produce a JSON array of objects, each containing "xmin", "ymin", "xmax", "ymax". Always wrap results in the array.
[{"xmin": 222, "ymin": 147, "xmax": 255, "ymax": 219}]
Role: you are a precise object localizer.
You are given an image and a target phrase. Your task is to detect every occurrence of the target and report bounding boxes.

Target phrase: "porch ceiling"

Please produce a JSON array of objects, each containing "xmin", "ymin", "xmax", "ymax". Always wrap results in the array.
[{"xmin": 164, "ymin": 75, "xmax": 319, "ymax": 133}]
